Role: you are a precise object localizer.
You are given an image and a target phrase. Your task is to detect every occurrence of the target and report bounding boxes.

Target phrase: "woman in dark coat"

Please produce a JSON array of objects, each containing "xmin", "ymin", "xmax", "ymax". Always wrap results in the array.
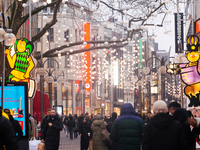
[
  {"xmin": 79, "ymin": 117, "xmax": 92, "ymax": 150},
  {"xmin": 174, "ymin": 108, "xmax": 194, "ymax": 150}
]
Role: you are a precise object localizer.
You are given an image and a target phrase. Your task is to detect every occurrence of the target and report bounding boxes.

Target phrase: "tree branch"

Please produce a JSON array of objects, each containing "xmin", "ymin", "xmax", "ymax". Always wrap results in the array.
[
  {"xmin": 46, "ymin": 43, "xmax": 128, "ymax": 58},
  {"xmin": 32, "ymin": 0, "xmax": 62, "ymax": 42},
  {"xmin": 17, "ymin": 1, "xmax": 57, "ymax": 32},
  {"xmin": 34, "ymin": 39, "xmax": 127, "ymax": 59}
]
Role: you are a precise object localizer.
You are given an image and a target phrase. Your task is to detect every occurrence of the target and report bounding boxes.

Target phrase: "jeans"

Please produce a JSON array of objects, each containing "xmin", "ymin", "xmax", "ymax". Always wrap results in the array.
[
  {"xmin": 74, "ymin": 130, "xmax": 78, "ymax": 138},
  {"xmin": 65, "ymin": 126, "xmax": 68, "ymax": 135}
]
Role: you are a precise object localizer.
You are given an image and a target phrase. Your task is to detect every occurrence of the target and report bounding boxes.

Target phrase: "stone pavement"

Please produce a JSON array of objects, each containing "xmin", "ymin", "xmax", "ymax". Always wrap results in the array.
[{"xmin": 59, "ymin": 130, "xmax": 80, "ymax": 150}]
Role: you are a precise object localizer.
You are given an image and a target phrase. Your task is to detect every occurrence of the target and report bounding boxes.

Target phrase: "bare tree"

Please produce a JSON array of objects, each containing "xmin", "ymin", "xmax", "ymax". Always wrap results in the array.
[{"xmin": 5, "ymin": 0, "xmax": 172, "ymax": 60}]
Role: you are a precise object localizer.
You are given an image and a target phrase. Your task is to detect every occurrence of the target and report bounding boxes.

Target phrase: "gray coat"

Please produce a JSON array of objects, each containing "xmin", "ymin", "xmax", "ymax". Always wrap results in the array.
[{"xmin": 91, "ymin": 120, "xmax": 109, "ymax": 150}]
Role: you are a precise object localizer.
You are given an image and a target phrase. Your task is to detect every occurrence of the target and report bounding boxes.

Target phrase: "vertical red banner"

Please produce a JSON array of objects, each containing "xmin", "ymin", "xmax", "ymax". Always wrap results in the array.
[{"xmin": 84, "ymin": 23, "xmax": 91, "ymax": 92}]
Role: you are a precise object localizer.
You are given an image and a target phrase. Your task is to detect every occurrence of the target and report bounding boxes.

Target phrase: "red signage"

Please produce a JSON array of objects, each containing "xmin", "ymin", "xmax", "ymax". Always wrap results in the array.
[{"xmin": 84, "ymin": 23, "xmax": 91, "ymax": 92}]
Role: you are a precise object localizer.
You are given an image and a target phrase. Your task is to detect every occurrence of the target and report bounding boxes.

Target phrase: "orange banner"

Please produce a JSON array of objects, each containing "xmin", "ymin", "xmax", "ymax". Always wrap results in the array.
[{"xmin": 84, "ymin": 23, "xmax": 91, "ymax": 92}]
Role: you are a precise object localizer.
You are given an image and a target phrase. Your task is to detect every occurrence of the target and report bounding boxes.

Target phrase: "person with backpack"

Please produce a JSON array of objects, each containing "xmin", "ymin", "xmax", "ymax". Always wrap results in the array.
[{"xmin": 91, "ymin": 113, "xmax": 109, "ymax": 150}]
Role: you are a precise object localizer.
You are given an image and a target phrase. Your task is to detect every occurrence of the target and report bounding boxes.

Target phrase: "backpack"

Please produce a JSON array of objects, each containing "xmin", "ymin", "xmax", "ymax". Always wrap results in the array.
[{"xmin": 100, "ymin": 128, "xmax": 112, "ymax": 147}]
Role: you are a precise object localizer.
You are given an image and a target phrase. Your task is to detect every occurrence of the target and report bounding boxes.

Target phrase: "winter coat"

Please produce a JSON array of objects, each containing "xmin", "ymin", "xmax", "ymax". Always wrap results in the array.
[
  {"xmin": 110, "ymin": 103, "xmax": 144, "ymax": 150},
  {"xmin": 142, "ymin": 113, "xmax": 188, "ymax": 150},
  {"xmin": 41, "ymin": 115, "xmax": 49, "ymax": 132},
  {"xmin": 0, "ymin": 108, "xmax": 18, "ymax": 150},
  {"xmin": 67, "ymin": 116, "xmax": 75, "ymax": 128},
  {"xmin": 74, "ymin": 119, "xmax": 79, "ymax": 130},
  {"xmin": 29, "ymin": 116, "xmax": 37, "ymax": 140},
  {"xmin": 9, "ymin": 115, "xmax": 23, "ymax": 141},
  {"xmin": 79, "ymin": 122, "xmax": 92, "ymax": 150},
  {"xmin": 106, "ymin": 119, "xmax": 117, "ymax": 150},
  {"xmin": 92, "ymin": 119, "xmax": 109, "ymax": 150},
  {"xmin": 41, "ymin": 114, "xmax": 62, "ymax": 150}
]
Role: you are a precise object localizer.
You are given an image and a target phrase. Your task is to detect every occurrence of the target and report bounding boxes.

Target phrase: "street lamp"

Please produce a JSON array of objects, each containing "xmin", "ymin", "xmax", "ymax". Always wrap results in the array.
[
  {"xmin": 143, "ymin": 57, "xmax": 167, "ymax": 112},
  {"xmin": 36, "ymin": 58, "xmax": 60, "ymax": 119},
  {"xmin": 0, "ymin": 13, "xmax": 16, "ymax": 108}
]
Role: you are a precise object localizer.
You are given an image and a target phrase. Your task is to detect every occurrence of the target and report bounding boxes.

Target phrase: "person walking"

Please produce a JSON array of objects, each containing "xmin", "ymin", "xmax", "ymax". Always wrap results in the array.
[
  {"xmin": 41, "ymin": 109, "xmax": 63, "ymax": 150},
  {"xmin": 74, "ymin": 115, "xmax": 79, "ymax": 138},
  {"xmin": 142, "ymin": 100, "xmax": 188, "ymax": 150},
  {"xmin": 63, "ymin": 115, "xmax": 69, "ymax": 137},
  {"xmin": 0, "ymin": 107, "xmax": 18, "ymax": 150},
  {"xmin": 79, "ymin": 117, "xmax": 92, "ymax": 150},
  {"xmin": 41, "ymin": 108, "xmax": 52, "ymax": 133},
  {"xmin": 106, "ymin": 112, "xmax": 117, "ymax": 150},
  {"xmin": 174, "ymin": 108, "xmax": 194, "ymax": 150},
  {"xmin": 110, "ymin": 103, "xmax": 144, "ymax": 150},
  {"xmin": 167, "ymin": 101, "xmax": 181, "ymax": 116},
  {"xmin": 67, "ymin": 114, "xmax": 75, "ymax": 139},
  {"xmin": 4, "ymin": 108, "xmax": 23, "ymax": 142},
  {"xmin": 106, "ymin": 112, "xmax": 117, "ymax": 133},
  {"xmin": 91, "ymin": 113, "xmax": 109, "ymax": 150}
]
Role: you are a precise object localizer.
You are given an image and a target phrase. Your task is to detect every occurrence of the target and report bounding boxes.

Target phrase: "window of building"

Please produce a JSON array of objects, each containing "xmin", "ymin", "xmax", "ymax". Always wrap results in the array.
[
  {"xmin": 43, "ymin": 7, "xmax": 47, "ymax": 13},
  {"xmin": 37, "ymin": 28, "xmax": 40, "ymax": 41},
  {"xmin": 64, "ymin": 30, "xmax": 69, "ymax": 42},
  {"xmin": 47, "ymin": 28, "xmax": 54, "ymax": 41},
  {"xmin": 48, "ymin": 58, "xmax": 54, "ymax": 67}
]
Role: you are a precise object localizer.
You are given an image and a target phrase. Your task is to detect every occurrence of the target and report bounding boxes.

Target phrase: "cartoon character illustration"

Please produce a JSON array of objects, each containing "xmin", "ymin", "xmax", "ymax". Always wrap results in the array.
[
  {"xmin": 5, "ymin": 38, "xmax": 34, "ymax": 82},
  {"xmin": 167, "ymin": 35, "xmax": 200, "ymax": 107}
]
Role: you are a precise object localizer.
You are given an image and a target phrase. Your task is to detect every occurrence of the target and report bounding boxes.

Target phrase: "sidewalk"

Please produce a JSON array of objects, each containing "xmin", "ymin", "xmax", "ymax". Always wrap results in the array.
[{"xmin": 59, "ymin": 130, "xmax": 80, "ymax": 150}]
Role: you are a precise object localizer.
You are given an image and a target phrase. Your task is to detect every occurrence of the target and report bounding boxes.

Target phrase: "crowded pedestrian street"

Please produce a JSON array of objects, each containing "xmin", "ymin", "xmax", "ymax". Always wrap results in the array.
[{"xmin": 2, "ymin": 0, "xmax": 200, "ymax": 150}]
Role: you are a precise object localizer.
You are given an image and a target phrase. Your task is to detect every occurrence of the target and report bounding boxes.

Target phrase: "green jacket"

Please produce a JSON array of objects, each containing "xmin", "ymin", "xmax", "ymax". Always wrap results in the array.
[
  {"xmin": 110, "ymin": 103, "xmax": 145, "ymax": 150},
  {"xmin": 91, "ymin": 120, "xmax": 109, "ymax": 150}
]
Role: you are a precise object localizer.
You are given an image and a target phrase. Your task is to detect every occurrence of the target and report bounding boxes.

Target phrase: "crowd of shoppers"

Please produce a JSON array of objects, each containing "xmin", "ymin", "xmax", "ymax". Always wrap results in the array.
[{"xmin": 2, "ymin": 99, "xmax": 200, "ymax": 150}]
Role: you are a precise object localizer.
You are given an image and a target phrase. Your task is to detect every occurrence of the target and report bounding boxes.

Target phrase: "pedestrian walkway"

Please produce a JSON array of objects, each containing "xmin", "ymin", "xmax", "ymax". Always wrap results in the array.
[{"xmin": 59, "ymin": 130, "xmax": 80, "ymax": 150}]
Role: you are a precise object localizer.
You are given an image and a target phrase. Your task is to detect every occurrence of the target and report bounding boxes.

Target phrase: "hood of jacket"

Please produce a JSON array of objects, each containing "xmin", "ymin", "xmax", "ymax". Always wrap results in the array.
[
  {"xmin": 120, "ymin": 103, "xmax": 137, "ymax": 116},
  {"xmin": 149, "ymin": 113, "xmax": 174, "ymax": 129},
  {"xmin": 93, "ymin": 119, "xmax": 104, "ymax": 126}
]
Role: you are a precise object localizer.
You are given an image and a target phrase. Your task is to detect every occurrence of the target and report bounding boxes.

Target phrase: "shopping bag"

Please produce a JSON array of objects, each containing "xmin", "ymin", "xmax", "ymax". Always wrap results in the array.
[
  {"xmin": 29, "ymin": 140, "xmax": 41, "ymax": 150},
  {"xmin": 37, "ymin": 143, "xmax": 45, "ymax": 150}
]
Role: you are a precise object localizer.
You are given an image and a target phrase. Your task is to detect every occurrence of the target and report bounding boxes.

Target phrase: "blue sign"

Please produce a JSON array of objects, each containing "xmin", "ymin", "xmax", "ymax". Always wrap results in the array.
[{"xmin": 0, "ymin": 86, "xmax": 26, "ymax": 136}]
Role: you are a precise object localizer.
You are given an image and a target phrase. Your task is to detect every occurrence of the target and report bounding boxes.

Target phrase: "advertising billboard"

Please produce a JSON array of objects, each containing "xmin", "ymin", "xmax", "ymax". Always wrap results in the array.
[{"xmin": 0, "ymin": 82, "xmax": 28, "ymax": 138}]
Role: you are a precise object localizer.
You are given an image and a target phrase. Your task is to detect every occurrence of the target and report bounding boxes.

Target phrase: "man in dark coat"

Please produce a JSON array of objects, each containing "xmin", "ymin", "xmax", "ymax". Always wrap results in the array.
[
  {"xmin": 41, "ymin": 109, "xmax": 62, "ymax": 150},
  {"xmin": 41, "ymin": 108, "xmax": 51, "ymax": 132},
  {"xmin": 4, "ymin": 108, "xmax": 23, "ymax": 141},
  {"xmin": 0, "ymin": 107, "xmax": 18, "ymax": 150},
  {"xmin": 142, "ymin": 100, "xmax": 188, "ymax": 150},
  {"xmin": 110, "ymin": 103, "xmax": 144, "ymax": 150},
  {"xmin": 67, "ymin": 114, "xmax": 75, "ymax": 139},
  {"xmin": 106, "ymin": 112, "xmax": 117, "ymax": 133},
  {"xmin": 167, "ymin": 101, "xmax": 181, "ymax": 116}
]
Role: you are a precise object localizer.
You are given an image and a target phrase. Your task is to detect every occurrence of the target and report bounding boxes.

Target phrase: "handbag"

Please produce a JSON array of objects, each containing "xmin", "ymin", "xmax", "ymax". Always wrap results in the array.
[
  {"xmin": 100, "ymin": 128, "xmax": 112, "ymax": 146},
  {"xmin": 37, "ymin": 143, "xmax": 45, "ymax": 150}
]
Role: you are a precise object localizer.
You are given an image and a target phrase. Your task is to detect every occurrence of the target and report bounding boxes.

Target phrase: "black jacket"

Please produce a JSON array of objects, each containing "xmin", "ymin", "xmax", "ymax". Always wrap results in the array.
[
  {"xmin": 9, "ymin": 116, "xmax": 23, "ymax": 141},
  {"xmin": 0, "ymin": 108, "xmax": 18, "ymax": 150},
  {"xmin": 67, "ymin": 116, "xmax": 75, "ymax": 128},
  {"xmin": 41, "ymin": 114, "xmax": 62, "ymax": 150},
  {"xmin": 79, "ymin": 122, "xmax": 92, "ymax": 150},
  {"xmin": 142, "ymin": 113, "xmax": 188, "ymax": 150},
  {"xmin": 41, "ymin": 115, "xmax": 49, "ymax": 132}
]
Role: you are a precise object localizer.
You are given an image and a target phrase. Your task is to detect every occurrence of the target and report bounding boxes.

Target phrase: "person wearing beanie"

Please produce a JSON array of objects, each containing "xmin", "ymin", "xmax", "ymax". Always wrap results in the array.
[{"xmin": 142, "ymin": 100, "xmax": 188, "ymax": 150}]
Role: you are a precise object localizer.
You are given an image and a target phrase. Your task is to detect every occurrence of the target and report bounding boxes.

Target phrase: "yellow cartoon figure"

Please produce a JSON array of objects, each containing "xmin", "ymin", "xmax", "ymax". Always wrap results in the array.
[
  {"xmin": 5, "ymin": 38, "xmax": 34, "ymax": 82},
  {"xmin": 167, "ymin": 35, "xmax": 200, "ymax": 107}
]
